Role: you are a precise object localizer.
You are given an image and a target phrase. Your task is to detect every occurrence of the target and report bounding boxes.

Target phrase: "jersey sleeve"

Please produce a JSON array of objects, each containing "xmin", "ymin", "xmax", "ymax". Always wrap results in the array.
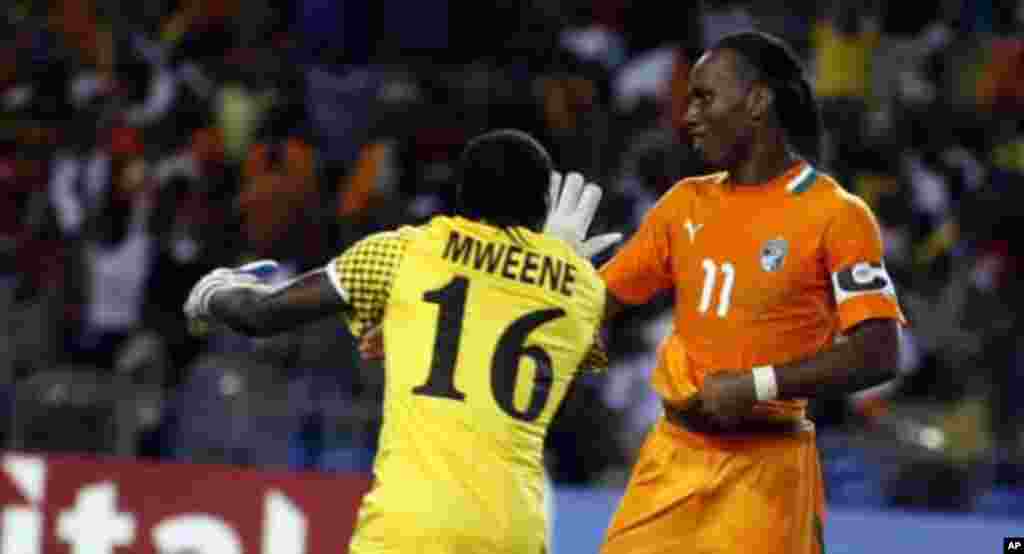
[
  {"xmin": 824, "ymin": 194, "xmax": 907, "ymax": 332},
  {"xmin": 325, "ymin": 230, "xmax": 409, "ymax": 337},
  {"xmin": 598, "ymin": 188, "xmax": 677, "ymax": 305}
]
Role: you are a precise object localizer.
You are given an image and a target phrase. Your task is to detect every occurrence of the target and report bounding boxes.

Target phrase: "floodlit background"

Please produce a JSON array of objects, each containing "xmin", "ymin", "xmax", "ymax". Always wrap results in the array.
[{"xmin": 1, "ymin": 1, "xmax": 1022, "ymax": 552}]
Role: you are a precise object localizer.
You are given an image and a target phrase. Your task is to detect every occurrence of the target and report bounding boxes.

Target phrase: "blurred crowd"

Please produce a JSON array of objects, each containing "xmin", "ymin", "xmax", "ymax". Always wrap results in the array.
[{"xmin": 1, "ymin": 0, "xmax": 1023, "ymax": 516}]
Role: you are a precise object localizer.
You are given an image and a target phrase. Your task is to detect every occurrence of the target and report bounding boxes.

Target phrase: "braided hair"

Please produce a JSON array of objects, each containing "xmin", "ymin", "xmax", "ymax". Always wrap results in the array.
[{"xmin": 715, "ymin": 32, "xmax": 823, "ymax": 164}]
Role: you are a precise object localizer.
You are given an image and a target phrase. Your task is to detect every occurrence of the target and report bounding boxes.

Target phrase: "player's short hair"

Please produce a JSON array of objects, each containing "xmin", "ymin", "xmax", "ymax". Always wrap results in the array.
[
  {"xmin": 456, "ymin": 129, "xmax": 553, "ymax": 229},
  {"xmin": 714, "ymin": 31, "xmax": 823, "ymax": 163}
]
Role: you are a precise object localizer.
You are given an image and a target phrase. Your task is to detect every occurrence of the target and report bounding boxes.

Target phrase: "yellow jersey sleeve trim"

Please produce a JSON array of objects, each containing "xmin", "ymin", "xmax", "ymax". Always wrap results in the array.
[
  {"xmin": 324, "ymin": 258, "xmax": 351, "ymax": 304},
  {"xmin": 329, "ymin": 230, "xmax": 410, "ymax": 337}
]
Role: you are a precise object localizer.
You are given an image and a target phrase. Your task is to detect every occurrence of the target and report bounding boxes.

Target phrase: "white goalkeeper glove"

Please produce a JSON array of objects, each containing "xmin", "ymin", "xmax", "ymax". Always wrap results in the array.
[
  {"xmin": 183, "ymin": 259, "xmax": 280, "ymax": 334},
  {"xmin": 543, "ymin": 171, "xmax": 622, "ymax": 259}
]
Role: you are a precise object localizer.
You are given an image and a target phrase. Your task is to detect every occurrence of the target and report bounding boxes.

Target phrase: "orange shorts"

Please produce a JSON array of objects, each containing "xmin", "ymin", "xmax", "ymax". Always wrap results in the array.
[{"xmin": 601, "ymin": 417, "xmax": 826, "ymax": 554}]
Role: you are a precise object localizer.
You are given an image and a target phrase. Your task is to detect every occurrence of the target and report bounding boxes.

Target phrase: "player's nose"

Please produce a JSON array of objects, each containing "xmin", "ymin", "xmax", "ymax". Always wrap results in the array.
[{"xmin": 683, "ymin": 105, "xmax": 704, "ymax": 137}]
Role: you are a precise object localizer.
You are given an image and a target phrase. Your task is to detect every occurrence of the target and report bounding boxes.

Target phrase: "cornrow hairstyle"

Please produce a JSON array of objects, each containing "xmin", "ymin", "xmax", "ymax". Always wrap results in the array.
[
  {"xmin": 715, "ymin": 31, "xmax": 824, "ymax": 163},
  {"xmin": 456, "ymin": 129, "xmax": 553, "ymax": 229}
]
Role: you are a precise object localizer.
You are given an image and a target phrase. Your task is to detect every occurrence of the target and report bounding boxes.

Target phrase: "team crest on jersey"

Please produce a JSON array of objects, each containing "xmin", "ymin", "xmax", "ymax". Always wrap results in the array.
[{"xmin": 760, "ymin": 238, "xmax": 788, "ymax": 272}]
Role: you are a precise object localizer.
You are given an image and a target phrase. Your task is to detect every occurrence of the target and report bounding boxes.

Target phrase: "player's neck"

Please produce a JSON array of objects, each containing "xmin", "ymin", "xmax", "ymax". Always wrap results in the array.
[{"xmin": 729, "ymin": 136, "xmax": 801, "ymax": 186}]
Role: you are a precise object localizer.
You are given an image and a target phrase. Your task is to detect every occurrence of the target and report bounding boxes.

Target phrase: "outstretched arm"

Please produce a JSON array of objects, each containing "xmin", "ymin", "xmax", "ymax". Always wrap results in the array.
[
  {"xmin": 186, "ymin": 232, "xmax": 404, "ymax": 342},
  {"xmin": 209, "ymin": 269, "xmax": 348, "ymax": 337}
]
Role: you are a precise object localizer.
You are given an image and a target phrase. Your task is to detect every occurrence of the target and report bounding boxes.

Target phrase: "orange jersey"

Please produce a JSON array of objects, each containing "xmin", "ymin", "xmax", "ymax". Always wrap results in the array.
[{"xmin": 600, "ymin": 162, "xmax": 905, "ymax": 419}]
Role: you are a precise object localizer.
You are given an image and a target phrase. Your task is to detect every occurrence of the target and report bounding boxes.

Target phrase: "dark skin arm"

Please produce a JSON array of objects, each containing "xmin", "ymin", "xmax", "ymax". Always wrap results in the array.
[
  {"xmin": 775, "ymin": 318, "xmax": 901, "ymax": 398},
  {"xmin": 604, "ymin": 290, "xmax": 901, "ymax": 425},
  {"xmin": 209, "ymin": 269, "xmax": 348, "ymax": 337},
  {"xmin": 700, "ymin": 317, "xmax": 902, "ymax": 424}
]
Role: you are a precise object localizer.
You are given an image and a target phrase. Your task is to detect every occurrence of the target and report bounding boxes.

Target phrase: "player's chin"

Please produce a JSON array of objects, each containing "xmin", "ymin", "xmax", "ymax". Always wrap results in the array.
[{"xmin": 695, "ymin": 146, "xmax": 725, "ymax": 169}]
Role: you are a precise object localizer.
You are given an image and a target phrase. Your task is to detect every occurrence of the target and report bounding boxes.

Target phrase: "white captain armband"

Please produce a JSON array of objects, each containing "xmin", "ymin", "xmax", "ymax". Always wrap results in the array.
[{"xmin": 831, "ymin": 261, "xmax": 897, "ymax": 305}]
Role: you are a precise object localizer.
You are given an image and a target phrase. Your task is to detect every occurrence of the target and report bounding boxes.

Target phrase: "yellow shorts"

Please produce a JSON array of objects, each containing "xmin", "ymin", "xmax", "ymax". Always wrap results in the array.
[{"xmin": 601, "ymin": 418, "xmax": 826, "ymax": 554}]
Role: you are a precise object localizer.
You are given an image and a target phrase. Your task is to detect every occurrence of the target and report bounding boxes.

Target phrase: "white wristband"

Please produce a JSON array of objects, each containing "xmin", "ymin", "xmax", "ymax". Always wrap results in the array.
[{"xmin": 752, "ymin": 365, "xmax": 778, "ymax": 402}]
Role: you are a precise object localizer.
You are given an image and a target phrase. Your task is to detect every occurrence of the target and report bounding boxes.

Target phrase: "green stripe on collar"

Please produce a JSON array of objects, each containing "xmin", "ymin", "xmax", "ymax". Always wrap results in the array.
[{"xmin": 786, "ymin": 165, "xmax": 817, "ymax": 195}]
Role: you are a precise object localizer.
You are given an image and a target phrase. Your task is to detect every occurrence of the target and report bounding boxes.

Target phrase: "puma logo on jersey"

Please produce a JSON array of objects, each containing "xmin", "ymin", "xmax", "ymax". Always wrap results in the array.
[{"xmin": 684, "ymin": 219, "xmax": 704, "ymax": 243}]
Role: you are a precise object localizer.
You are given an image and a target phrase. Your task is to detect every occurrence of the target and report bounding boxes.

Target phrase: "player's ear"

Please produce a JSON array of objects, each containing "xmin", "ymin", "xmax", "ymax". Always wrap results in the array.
[{"xmin": 747, "ymin": 84, "xmax": 773, "ymax": 122}]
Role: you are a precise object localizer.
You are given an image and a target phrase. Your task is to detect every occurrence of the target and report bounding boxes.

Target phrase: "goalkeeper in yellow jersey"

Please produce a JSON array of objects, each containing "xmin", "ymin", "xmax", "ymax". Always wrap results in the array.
[{"xmin": 184, "ymin": 129, "xmax": 621, "ymax": 554}]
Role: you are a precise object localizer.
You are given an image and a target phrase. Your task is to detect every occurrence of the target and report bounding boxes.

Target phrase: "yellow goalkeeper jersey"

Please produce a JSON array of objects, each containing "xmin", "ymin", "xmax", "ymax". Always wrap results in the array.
[{"xmin": 326, "ymin": 215, "xmax": 607, "ymax": 554}]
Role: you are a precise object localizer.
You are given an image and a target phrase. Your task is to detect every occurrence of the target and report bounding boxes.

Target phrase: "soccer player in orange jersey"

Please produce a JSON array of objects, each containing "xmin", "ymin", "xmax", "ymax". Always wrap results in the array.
[{"xmin": 598, "ymin": 31, "xmax": 906, "ymax": 554}]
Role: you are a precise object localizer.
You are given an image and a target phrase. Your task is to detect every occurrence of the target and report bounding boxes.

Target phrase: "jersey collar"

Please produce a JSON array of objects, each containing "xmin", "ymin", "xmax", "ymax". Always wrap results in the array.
[
  {"xmin": 785, "ymin": 163, "xmax": 817, "ymax": 194},
  {"xmin": 719, "ymin": 161, "xmax": 816, "ymax": 195}
]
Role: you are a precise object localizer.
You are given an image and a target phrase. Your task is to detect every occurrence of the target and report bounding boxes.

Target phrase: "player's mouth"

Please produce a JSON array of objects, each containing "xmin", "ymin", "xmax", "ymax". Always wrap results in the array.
[{"xmin": 688, "ymin": 128, "xmax": 707, "ymax": 150}]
